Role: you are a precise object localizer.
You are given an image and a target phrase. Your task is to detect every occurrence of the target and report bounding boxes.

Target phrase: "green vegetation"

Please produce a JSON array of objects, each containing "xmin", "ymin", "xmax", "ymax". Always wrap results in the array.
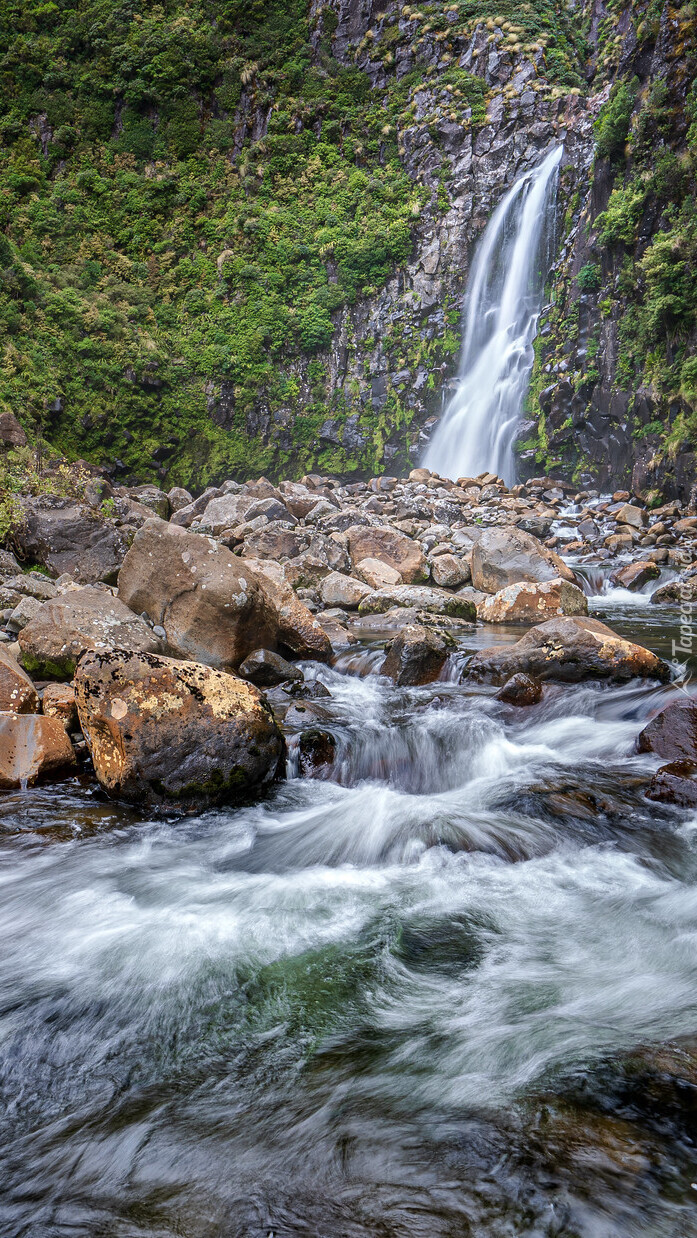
[{"xmin": 0, "ymin": 0, "xmax": 586, "ymax": 487}]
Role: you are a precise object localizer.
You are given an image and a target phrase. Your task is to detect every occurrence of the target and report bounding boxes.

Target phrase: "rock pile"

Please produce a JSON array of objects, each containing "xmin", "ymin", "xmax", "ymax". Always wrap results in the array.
[{"xmin": 0, "ymin": 464, "xmax": 689, "ymax": 811}]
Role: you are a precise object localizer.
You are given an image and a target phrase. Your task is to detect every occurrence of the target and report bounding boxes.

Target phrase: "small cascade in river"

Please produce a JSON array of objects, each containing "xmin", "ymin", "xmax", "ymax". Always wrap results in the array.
[{"xmin": 423, "ymin": 145, "xmax": 563, "ymax": 484}]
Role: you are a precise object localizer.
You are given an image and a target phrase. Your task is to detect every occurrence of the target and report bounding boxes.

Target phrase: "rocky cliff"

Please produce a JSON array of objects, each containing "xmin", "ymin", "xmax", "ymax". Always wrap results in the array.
[{"xmin": 0, "ymin": 0, "xmax": 695, "ymax": 497}]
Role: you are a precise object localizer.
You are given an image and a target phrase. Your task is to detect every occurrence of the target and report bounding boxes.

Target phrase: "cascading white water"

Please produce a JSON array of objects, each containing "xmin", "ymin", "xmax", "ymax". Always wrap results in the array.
[{"xmin": 423, "ymin": 145, "xmax": 563, "ymax": 484}]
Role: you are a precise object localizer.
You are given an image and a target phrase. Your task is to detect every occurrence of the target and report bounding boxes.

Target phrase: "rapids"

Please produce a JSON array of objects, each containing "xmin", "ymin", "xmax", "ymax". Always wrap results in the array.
[{"xmin": 2, "ymin": 581, "xmax": 697, "ymax": 1236}]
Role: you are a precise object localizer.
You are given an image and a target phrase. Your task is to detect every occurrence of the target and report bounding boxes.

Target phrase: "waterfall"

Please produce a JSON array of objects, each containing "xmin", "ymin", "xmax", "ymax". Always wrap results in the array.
[{"xmin": 422, "ymin": 145, "xmax": 563, "ymax": 485}]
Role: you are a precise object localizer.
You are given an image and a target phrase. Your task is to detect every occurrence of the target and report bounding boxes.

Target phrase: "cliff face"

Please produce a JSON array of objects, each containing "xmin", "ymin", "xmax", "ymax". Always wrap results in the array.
[
  {"xmin": 0, "ymin": 0, "xmax": 695, "ymax": 496},
  {"xmin": 525, "ymin": 0, "xmax": 697, "ymax": 501}
]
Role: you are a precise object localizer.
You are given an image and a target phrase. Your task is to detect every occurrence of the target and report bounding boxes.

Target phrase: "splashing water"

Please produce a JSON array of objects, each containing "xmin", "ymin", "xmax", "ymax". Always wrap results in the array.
[{"xmin": 423, "ymin": 146, "xmax": 563, "ymax": 484}]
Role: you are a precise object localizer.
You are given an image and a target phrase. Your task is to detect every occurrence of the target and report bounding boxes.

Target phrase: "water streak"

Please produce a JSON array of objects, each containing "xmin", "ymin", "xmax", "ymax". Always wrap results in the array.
[{"xmin": 423, "ymin": 146, "xmax": 563, "ymax": 483}]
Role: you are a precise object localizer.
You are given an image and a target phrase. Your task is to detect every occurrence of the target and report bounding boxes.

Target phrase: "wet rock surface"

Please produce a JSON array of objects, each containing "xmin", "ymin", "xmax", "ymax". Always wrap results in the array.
[{"xmin": 468, "ymin": 616, "xmax": 670, "ymax": 685}]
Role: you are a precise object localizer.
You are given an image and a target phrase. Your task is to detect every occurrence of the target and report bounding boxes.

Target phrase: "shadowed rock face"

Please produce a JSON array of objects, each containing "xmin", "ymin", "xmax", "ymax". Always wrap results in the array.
[
  {"xmin": 75, "ymin": 649, "xmax": 285, "ymax": 810},
  {"xmin": 467, "ymin": 616, "xmax": 671, "ymax": 685},
  {"xmin": 14, "ymin": 496, "xmax": 129, "ymax": 584},
  {"xmin": 18, "ymin": 587, "xmax": 162, "ymax": 680}
]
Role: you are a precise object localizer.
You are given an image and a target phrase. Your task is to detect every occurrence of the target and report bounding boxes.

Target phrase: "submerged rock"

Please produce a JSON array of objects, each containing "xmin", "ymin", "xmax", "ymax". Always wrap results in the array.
[
  {"xmin": 610, "ymin": 561, "xmax": 660, "ymax": 591},
  {"xmin": 18, "ymin": 587, "xmax": 162, "ymax": 680},
  {"xmin": 467, "ymin": 617, "xmax": 670, "ymax": 685},
  {"xmin": 381, "ymin": 624, "xmax": 448, "ymax": 687},
  {"xmin": 477, "ymin": 578, "xmax": 588, "ymax": 624},
  {"xmin": 0, "ymin": 712, "xmax": 76, "ymax": 788},
  {"xmin": 645, "ymin": 761, "xmax": 697, "ymax": 807},
  {"xmin": 75, "ymin": 649, "xmax": 285, "ymax": 809},
  {"xmin": 296, "ymin": 728, "xmax": 336, "ymax": 778}
]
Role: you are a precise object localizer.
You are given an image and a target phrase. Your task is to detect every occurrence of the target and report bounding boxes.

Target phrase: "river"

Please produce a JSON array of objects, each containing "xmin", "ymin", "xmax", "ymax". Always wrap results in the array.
[{"xmin": 2, "ymin": 570, "xmax": 697, "ymax": 1237}]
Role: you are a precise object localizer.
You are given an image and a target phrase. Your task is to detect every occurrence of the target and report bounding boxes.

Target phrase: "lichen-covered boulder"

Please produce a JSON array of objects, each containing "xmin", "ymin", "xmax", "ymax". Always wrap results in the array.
[
  {"xmin": 18, "ymin": 587, "xmax": 162, "ymax": 680},
  {"xmin": 0, "ymin": 712, "xmax": 76, "ymax": 788},
  {"xmin": 467, "ymin": 616, "xmax": 670, "ymax": 685},
  {"xmin": 75, "ymin": 650, "xmax": 285, "ymax": 809}
]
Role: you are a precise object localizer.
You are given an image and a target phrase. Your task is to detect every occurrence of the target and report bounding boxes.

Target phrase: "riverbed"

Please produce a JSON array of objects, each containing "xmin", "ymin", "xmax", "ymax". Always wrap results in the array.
[{"xmin": 2, "ymin": 579, "xmax": 697, "ymax": 1237}]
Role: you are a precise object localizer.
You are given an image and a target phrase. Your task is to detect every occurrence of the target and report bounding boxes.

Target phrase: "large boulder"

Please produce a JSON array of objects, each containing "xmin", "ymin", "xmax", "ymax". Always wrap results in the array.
[
  {"xmin": 0, "ymin": 645, "xmax": 39, "ymax": 713},
  {"xmin": 74, "ymin": 650, "xmax": 285, "ymax": 809},
  {"xmin": 467, "ymin": 616, "xmax": 670, "ymax": 685},
  {"xmin": 636, "ymin": 698, "xmax": 697, "ymax": 763},
  {"xmin": 118, "ymin": 519, "xmax": 330, "ymax": 669},
  {"xmin": 346, "ymin": 525, "xmax": 428, "ymax": 584},
  {"xmin": 243, "ymin": 557, "xmax": 332, "ymax": 662},
  {"xmin": 18, "ymin": 587, "xmax": 162, "ymax": 679},
  {"xmin": 0, "ymin": 712, "xmax": 76, "ymax": 788},
  {"xmin": 477, "ymin": 578, "xmax": 588, "ymax": 624},
  {"xmin": 470, "ymin": 525, "xmax": 577, "ymax": 594},
  {"xmin": 381, "ymin": 624, "xmax": 448, "ymax": 687},
  {"xmin": 319, "ymin": 572, "xmax": 373, "ymax": 609},
  {"xmin": 14, "ymin": 496, "xmax": 129, "ymax": 583}
]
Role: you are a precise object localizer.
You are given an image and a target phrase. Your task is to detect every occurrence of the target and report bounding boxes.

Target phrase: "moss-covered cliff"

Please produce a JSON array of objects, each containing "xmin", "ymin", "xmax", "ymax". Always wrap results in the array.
[
  {"xmin": 522, "ymin": 0, "xmax": 697, "ymax": 501},
  {"xmin": 0, "ymin": 0, "xmax": 587, "ymax": 487},
  {"xmin": 1, "ymin": 0, "xmax": 694, "ymax": 497}
]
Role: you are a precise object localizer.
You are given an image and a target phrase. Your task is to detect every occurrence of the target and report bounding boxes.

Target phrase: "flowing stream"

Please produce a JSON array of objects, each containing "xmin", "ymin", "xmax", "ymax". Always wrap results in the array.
[
  {"xmin": 423, "ymin": 146, "xmax": 563, "ymax": 484},
  {"xmin": 3, "ymin": 580, "xmax": 697, "ymax": 1237}
]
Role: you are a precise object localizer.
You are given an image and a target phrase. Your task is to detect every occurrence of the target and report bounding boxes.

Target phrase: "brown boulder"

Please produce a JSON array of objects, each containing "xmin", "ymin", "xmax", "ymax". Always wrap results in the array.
[
  {"xmin": 477, "ymin": 578, "xmax": 588, "ymax": 624},
  {"xmin": 243, "ymin": 557, "xmax": 332, "ymax": 662},
  {"xmin": 346, "ymin": 525, "xmax": 428, "ymax": 585},
  {"xmin": 470, "ymin": 525, "xmax": 577, "ymax": 594},
  {"xmin": 0, "ymin": 645, "xmax": 39, "ymax": 713},
  {"xmin": 636, "ymin": 698, "xmax": 697, "ymax": 763},
  {"xmin": 75, "ymin": 650, "xmax": 285, "ymax": 809},
  {"xmin": 18, "ymin": 587, "xmax": 161, "ymax": 679},
  {"xmin": 610, "ymin": 561, "xmax": 660, "ymax": 591},
  {"xmin": 381, "ymin": 624, "xmax": 448, "ymax": 687},
  {"xmin": 0, "ymin": 410, "xmax": 27, "ymax": 448},
  {"xmin": 430, "ymin": 554, "xmax": 471, "ymax": 588},
  {"xmin": 467, "ymin": 616, "xmax": 670, "ymax": 685},
  {"xmin": 118, "ymin": 519, "xmax": 330, "ymax": 669},
  {"xmin": 496, "ymin": 674, "xmax": 543, "ymax": 706},
  {"xmin": 645, "ymin": 761, "xmax": 697, "ymax": 808},
  {"xmin": 0, "ymin": 712, "xmax": 76, "ymax": 788},
  {"xmin": 42, "ymin": 683, "xmax": 78, "ymax": 731},
  {"xmin": 238, "ymin": 648, "xmax": 303, "ymax": 687}
]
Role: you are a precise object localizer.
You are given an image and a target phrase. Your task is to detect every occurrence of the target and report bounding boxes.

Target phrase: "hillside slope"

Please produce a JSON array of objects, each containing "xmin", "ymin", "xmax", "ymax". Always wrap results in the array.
[{"xmin": 1, "ymin": 0, "xmax": 695, "ymax": 498}]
